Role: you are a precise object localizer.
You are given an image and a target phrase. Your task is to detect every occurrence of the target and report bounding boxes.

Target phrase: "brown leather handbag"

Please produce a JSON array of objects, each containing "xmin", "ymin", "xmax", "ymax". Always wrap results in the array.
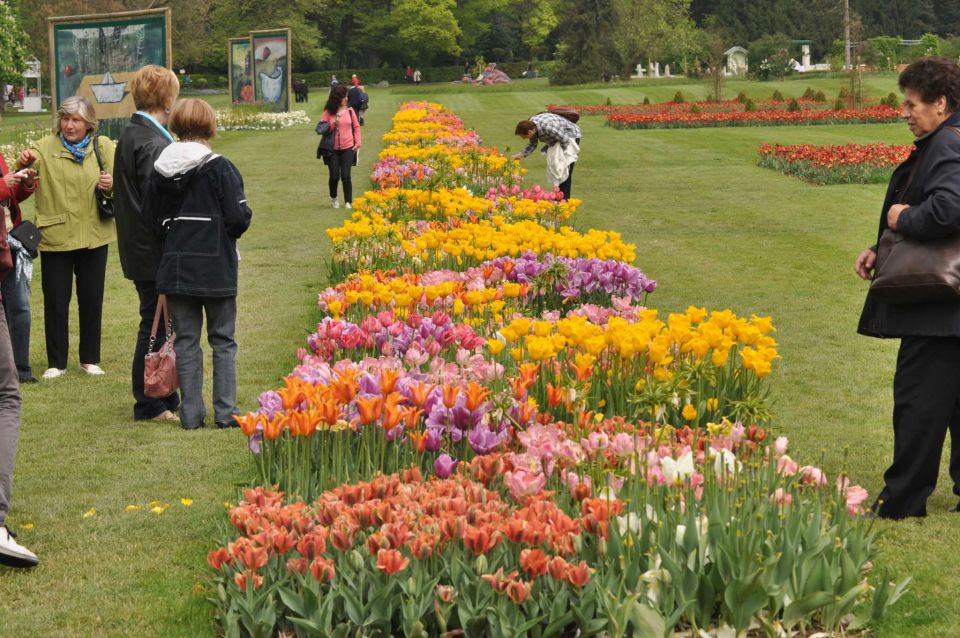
[
  {"xmin": 870, "ymin": 229, "xmax": 960, "ymax": 304},
  {"xmin": 144, "ymin": 294, "xmax": 179, "ymax": 398},
  {"xmin": 869, "ymin": 127, "xmax": 960, "ymax": 304}
]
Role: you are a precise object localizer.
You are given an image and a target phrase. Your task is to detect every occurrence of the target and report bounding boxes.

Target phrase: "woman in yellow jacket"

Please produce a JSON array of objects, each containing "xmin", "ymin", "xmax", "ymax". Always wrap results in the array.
[{"xmin": 17, "ymin": 96, "xmax": 116, "ymax": 379}]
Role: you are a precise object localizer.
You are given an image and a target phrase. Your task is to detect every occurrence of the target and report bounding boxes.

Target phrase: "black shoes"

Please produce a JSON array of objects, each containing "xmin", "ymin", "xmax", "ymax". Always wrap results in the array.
[{"xmin": 216, "ymin": 420, "xmax": 239, "ymax": 429}]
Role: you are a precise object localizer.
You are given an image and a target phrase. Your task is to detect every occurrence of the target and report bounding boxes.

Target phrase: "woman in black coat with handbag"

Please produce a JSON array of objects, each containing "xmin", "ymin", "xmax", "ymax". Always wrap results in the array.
[{"xmin": 855, "ymin": 56, "xmax": 960, "ymax": 518}]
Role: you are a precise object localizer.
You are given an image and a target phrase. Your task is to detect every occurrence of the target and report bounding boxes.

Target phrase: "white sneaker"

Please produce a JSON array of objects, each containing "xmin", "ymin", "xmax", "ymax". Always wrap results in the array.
[
  {"xmin": 345, "ymin": 202, "xmax": 352, "ymax": 209},
  {"xmin": 41, "ymin": 367, "xmax": 66, "ymax": 380},
  {"xmin": 0, "ymin": 526, "xmax": 38, "ymax": 568},
  {"xmin": 331, "ymin": 198, "xmax": 340, "ymax": 209},
  {"xmin": 79, "ymin": 364, "xmax": 105, "ymax": 376}
]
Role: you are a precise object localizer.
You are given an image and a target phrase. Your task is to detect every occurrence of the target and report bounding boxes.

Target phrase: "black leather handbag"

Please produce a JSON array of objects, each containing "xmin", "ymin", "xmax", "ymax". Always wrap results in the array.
[
  {"xmin": 9, "ymin": 220, "xmax": 39, "ymax": 258},
  {"xmin": 92, "ymin": 136, "xmax": 114, "ymax": 219}
]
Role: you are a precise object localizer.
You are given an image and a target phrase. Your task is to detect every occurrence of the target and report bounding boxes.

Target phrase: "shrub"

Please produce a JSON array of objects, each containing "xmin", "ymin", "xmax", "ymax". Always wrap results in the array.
[
  {"xmin": 690, "ymin": 103, "xmax": 703, "ymax": 113},
  {"xmin": 786, "ymin": 98, "xmax": 801, "ymax": 112},
  {"xmin": 737, "ymin": 90, "xmax": 749, "ymax": 103},
  {"xmin": 838, "ymin": 86, "xmax": 851, "ymax": 99},
  {"xmin": 673, "ymin": 90, "xmax": 685, "ymax": 103},
  {"xmin": 605, "ymin": 96, "xmax": 613, "ymax": 106},
  {"xmin": 802, "ymin": 87, "xmax": 817, "ymax": 99},
  {"xmin": 772, "ymin": 89, "xmax": 784, "ymax": 101},
  {"xmin": 814, "ymin": 90, "xmax": 827, "ymax": 102},
  {"xmin": 881, "ymin": 92, "xmax": 900, "ymax": 109},
  {"xmin": 834, "ymin": 98, "xmax": 846, "ymax": 110},
  {"xmin": 744, "ymin": 98, "xmax": 757, "ymax": 111}
]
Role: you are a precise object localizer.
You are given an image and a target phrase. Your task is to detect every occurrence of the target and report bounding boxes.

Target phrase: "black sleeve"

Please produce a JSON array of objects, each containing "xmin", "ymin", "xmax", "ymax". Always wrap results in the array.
[
  {"xmin": 897, "ymin": 142, "xmax": 960, "ymax": 240},
  {"xmin": 135, "ymin": 138, "xmax": 168, "ymax": 215},
  {"xmin": 218, "ymin": 159, "xmax": 253, "ymax": 239},
  {"xmin": 142, "ymin": 175, "xmax": 163, "ymax": 237}
]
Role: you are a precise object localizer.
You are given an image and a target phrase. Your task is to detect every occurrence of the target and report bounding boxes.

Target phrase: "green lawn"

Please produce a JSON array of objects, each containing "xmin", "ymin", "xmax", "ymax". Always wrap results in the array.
[{"xmin": 0, "ymin": 76, "xmax": 953, "ymax": 636}]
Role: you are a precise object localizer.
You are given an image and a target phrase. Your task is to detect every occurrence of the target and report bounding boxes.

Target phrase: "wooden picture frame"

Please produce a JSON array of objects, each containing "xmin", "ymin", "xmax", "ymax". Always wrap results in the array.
[{"xmin": 249, "ymin": 28, "xmax": 292, "ymax": 112}]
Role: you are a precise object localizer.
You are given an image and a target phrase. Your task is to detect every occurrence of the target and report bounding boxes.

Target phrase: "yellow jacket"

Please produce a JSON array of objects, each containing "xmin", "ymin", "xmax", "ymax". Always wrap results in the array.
[{"xmin": 28, "ymin": 134, "xmax": 116, "ymax": 252}]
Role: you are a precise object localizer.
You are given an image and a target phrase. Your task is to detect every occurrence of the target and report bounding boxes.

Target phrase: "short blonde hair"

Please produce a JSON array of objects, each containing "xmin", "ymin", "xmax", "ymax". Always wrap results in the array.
[
  {"xmin": 169, "ymin": 98, "xmax": 217, "ymax": 141},
  {"xmin": 131, "ymin": 65, "xmax": 180, "ymax": 111},
  {"xmin": 56, "ymin": 96, "xmax": 97, "ymax": 135}
]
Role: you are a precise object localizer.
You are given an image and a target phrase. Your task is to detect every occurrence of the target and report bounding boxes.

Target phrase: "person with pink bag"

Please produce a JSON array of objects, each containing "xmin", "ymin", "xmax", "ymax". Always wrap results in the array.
[{"xmin": 143, "ymin": 99, "xmax": 252, "ymax": 430}]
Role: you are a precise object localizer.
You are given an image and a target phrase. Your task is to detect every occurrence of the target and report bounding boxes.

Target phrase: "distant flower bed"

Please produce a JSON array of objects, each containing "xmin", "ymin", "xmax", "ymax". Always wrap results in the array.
[
  {"xmin": 608, "ymin": 105, "xmax": 900, "ymax": 129},
  {"xmin": 758, "ymin": 143, "xmax": 912, "ymax": 184},
  {"xmin": 548, "ymin": 98, "xmax": 901, "ymax": 129},
  {"xmin": 216, "ymin": 109, "xmax": 310, "ymax": 131}
]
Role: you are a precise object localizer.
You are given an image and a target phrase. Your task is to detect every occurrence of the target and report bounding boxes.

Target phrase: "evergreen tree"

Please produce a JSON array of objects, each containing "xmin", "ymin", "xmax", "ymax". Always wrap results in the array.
[{"xmin": 550, "ymin": 0, "xmax": 618, "ymax": 84}]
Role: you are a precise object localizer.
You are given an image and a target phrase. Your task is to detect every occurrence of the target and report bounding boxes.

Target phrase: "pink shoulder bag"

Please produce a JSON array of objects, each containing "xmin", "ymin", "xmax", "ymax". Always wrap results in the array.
[{"xmin": 144, "ymin": 294, "xmax": 179, "ymax": 398}]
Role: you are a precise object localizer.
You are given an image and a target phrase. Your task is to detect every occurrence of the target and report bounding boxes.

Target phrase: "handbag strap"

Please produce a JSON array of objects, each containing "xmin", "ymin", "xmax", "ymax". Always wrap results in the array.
[
  {"xmin": 92, "ymin": 135, "xmax": 105, "ymax": 172},
  {"xmin": 148, "ymin": 294, "xmax": 171, "ymax": 352}
]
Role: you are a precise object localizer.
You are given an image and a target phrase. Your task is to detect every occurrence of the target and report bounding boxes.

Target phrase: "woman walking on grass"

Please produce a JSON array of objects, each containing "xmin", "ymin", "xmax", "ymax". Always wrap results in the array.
[
  {"xmin": 144, "ymin": 99, "xmax": 252, "ymax": 430},
  {"xmin": 319, "ymin": 84, "xmax": 361, "ymax": 209}
]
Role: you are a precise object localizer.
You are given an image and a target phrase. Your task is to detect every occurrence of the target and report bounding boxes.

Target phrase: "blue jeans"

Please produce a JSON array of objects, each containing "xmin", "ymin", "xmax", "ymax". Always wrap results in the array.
[
  {"xmin": 1, "ymin": 250, "xmax": 33, "ymax": 381},
  {"xmin": 166, "ymin": 295, "xmax": 238, "ymax": 428},
  {"xmin": 0, "ymin": 300, "xmax": 22, "ymax": 528}
]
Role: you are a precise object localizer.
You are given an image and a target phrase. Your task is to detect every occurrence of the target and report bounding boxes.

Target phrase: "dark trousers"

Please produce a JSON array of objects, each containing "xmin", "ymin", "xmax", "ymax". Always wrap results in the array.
[
  {"xmin": 1, "ymin": 250, "xmax": 33, "ymax": 380},
  {"xmin": 132, "ymin": 281, "xmax": 180, "ymax": 420},
  {"xmin": 875, "ymin": 336, "xmax": 960, "ymax": 518},
  {"xmin": 328, "ymin": 148, "xmax": 356, "ymax": 203},
  {"xmin": 40, "ymin": 246, "xmax": 108, "ymax": 369},
  {"xmin": 558, "ymin": 137, "xmax": 580, "ymax": 201}
]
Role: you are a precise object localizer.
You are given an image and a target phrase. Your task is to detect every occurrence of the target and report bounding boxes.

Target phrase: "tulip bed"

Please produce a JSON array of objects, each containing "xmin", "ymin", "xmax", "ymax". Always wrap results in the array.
[
  {"xmin": 553, "ymin": 98, "xmax": 900, "ymax": 129},
  {"xmin": 209, "ymin": 102, "xmax": 908, "ymax": 637},
  {"xmin": 757, "ymin": 143, "xmax": 912, "ymax": 185}
]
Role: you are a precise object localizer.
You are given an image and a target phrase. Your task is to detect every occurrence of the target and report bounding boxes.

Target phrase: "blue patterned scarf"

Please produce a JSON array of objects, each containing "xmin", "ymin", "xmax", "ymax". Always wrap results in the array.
[{"xmin": 60, "ymin": 133, "xmax": 91, "ymax": 162}]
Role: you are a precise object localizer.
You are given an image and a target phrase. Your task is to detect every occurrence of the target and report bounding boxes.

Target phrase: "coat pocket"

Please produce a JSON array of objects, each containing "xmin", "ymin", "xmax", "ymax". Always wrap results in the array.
[
  {"xmin": 35, "ymin": 213, "xmax": 65, "ymax": 229},
  {"xmin": 167, "ymin": 214, "xmax": 220, "ymax": 257}
]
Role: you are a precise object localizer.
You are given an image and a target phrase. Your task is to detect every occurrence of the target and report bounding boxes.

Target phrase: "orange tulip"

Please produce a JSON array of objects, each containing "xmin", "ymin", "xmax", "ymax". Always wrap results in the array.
[
  {"xmin": 520, "ymin": 548, "xmax": 549, "ymax": 578},
  {"xmin": 331, "ymin": 370, "xmax": 359, "ymax": 404},
  {"xmin": 407, "ymin": 429, "xmax": 428, "ymax": 453},
  {"xmin": 375, "ymin": 548, "xmax": 410, "ymax": 575},
  {"xmin": 319, "ymin": 398, "xmax": 340, "ymax": 426},
  {"xmin": 441, "ymin": 384, "xmax": 460, "ymax": 408},
  {"xmin": 563, "ymin": 560, "xmax": 591, "ymax": 587},
  {"xmin": 518, "ymin": 362, "xmax": 539, "ymax": 386},
  {"xmin": 505, "ymin": 578, "xmax": 533, "ymax": 604},
  {"xmin": 207, "ymin": 548, "xmax": 231, "ymax": 570},
  {"xmin": 356, "ymin": 395, "xmax": 383, "ymax": 425},
  {"xmin": 234, "ymin": 569, "xmax": 264, "ymax": 590},
  {"xmin": 263, "ymin": 415, "xmax": 282, "ymax": 441},
  {"xmin": 546, "ymin": 383, "xmax": 564, "ymax": 407},
  {"xmin": 236, "ymin": 414, "xmax": 260, "ymax": 437},
  {"xmin": 508, "ymin": 376, "xmax": 530, "ymax": 401},
  {"xmin": 309, "ymin": 556, "xmax": 336, "ymax": 582},
  {"xmin": 464, "ymin": 382, "xmax": 491, "ymax": 412},
  {"xmin": 379, "ymin": 368, "xmax": 400, "ymax": 395},
  {"xmin": 516, "ymin": 400, "xmax": 537, "ymax": 425},
  {"xmin": 407, "ymin": 382, "xmax": 435, "ymax": 408},
  {"xmin": 463, "ymin": 525, "xmax": 501, "ymax": 555},
  {"xmin": 547, "ymin": 556, "xmax": 568, "ymax": 581}
]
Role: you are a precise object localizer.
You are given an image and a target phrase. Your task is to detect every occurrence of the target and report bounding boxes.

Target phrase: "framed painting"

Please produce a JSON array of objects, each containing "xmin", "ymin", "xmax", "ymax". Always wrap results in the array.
[
  {"xmin": 249, "ymin": 29, "xmax": 292, "ymax": 112},
  {"xmin": 228, "ymin": 37, "xmax": 254, "ymax": 104},
  {"xmin": 49, "ymin": 9, "xmax": 172, "ymax": 137}
]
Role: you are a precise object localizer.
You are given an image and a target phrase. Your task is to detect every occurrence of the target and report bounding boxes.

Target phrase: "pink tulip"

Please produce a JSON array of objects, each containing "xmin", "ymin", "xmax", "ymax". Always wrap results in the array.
[
  {"xmin": 776, "ymin": 455, "xmax": 798, "ymax": 476},
  {"xmin": 773, "ymin": 436, "xmax": 789, "ymax": 456},
  {"xmin": 770, "ymin": 488, "xmax": 793, "ymax": 507}
]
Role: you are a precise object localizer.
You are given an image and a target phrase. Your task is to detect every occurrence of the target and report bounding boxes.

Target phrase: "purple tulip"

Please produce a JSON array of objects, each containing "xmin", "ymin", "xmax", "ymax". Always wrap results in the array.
[{"xmin": 434, "ymin": 453, "xmax": 457, "ymax": 478}]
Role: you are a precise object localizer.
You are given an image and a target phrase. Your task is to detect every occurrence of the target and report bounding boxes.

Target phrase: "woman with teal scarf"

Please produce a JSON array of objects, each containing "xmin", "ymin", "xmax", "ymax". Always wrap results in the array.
[{"xmin": 16, "ymin": 96, "xmax": 116, "ymax": 380}]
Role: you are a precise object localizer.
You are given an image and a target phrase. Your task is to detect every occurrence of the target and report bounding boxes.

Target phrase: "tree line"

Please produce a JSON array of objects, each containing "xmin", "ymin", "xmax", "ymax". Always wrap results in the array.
[{"xmin": 4, "ymin": 0, "xmax": 960, "ymax": 86}]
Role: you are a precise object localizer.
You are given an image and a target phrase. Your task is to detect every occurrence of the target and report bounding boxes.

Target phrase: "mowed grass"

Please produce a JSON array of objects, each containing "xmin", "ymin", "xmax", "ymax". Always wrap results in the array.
[{"xmin": 0, "ymin": 76, "xmax": 952, "ymax": 636}]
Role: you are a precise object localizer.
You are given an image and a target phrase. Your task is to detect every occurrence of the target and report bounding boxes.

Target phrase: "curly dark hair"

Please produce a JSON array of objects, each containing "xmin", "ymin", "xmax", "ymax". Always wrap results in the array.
[
  {"xmin": 324, "ymin": 84, "xmax": 349, "ymax": 115},
  {"xmin": 899, "ymin": 56, "xmax": 960, "ymax": 113}
]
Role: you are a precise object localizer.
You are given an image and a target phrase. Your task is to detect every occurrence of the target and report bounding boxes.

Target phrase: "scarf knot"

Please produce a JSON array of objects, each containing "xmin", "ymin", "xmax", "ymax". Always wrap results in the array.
[{"xmin": 60, "ymin": 134, "xmax": 91, "ymax": 162}]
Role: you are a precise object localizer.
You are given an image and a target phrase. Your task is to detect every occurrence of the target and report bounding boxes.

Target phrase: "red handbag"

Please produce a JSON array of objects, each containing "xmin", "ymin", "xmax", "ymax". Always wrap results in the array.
[{"xmin": 144, "ymin": 294, "xmax": 179, "ymax": 398}]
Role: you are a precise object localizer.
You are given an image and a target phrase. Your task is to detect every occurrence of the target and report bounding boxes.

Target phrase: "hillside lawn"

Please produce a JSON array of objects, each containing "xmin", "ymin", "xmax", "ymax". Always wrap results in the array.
[{"xmin": 0, "ymin": 75, "xmax": 951, "ymax": 636}]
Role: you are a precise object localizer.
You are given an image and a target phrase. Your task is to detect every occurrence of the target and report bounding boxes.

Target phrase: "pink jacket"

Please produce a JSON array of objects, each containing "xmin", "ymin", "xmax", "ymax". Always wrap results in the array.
[{"xmin": 321, "ymin": 108, "xmax": 361, "ymax": 151}]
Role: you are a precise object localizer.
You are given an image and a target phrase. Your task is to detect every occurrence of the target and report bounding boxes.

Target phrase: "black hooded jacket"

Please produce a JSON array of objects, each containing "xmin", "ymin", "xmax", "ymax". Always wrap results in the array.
[{"xmin": 143, "ymin": 142, "xmax": 252, "ymax": 297}]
